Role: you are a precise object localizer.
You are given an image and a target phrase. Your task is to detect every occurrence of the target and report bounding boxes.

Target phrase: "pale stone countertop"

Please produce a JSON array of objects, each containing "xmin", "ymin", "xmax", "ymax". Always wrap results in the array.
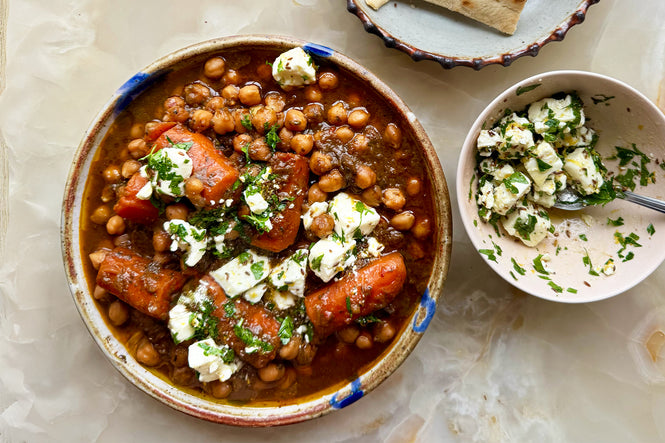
[{"xmin": 2, "ymin": 0, "xmax": 665, "ymax": 441}]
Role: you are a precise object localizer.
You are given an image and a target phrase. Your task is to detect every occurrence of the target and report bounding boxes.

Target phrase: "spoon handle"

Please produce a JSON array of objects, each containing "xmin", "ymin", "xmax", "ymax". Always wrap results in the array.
[{"xmin": 622, "ymin": 191, "xmax": 665, "ymax": 214}]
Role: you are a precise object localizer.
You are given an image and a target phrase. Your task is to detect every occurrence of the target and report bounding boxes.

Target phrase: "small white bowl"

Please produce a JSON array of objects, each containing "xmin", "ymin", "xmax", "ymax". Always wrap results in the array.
[{"xmin": 457, "ymin": 70, "xmax": 665, "ymax": 302}]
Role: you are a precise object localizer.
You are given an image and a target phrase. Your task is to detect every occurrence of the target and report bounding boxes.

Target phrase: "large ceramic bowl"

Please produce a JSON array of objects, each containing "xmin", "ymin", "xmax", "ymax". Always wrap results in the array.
[
  {"xmin": 61, "ymin": 35, "xmax": 452, "ymax": 426},
  {"xmin": 457, "ymin": 70, "xmax": 665, "ymax": 302}
]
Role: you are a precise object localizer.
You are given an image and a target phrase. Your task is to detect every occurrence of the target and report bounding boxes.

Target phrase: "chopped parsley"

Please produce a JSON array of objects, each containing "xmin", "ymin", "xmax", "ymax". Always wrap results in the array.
[
  {"xmin": 223, "ymin": 301, "xmax": 235, "ymax": 318},
  {"xmin": 345, "ymin": 296, "xmax": 353, "ymax": 315},
  {"xmin": 233, "ymin": 319, "xmax": 273, "ymax": 354},
  {"xmin": 514, "ymin": 214, "xmax": 537, "ymax": 241},
  {"xmin": 511, "ymin": 258, "xmax": 526, "ymax": 276},
  {"xmin": 579, "ymin": 234, "xmax": 588, "ymax": 241},
  {"xmin": 356, "ymin": 315, "xmax": 380, "ymax": 327},
  {"xmin": 548, "ymin": 281, "xmax": 564, "ymax": 293},
  {"xmin": 311, "ymin": 254, "xmax": 323, "ymax": 271},
  {"xmin": 197, "ymin": 341, "xmax": 235, "ymax": 364},
  {"xmin": 479, "ymin": 248, "xmax": 498, "ymax": 263},
  {"xmin": 278, "ymin": 316, "xmax": 294, "ymax": 345},
  {"xmin": 243, "ymin": 211, "xmax": 272, "ymax": 233},
  {"xmin": 532, "ymin": 254, "xmax": 549, "ymax": 275},
  {"xmin": 241, "ymin": 113, "xmax": 253, "ymax": 131},
  {"xmin": 647, "ymin": 223, "xmax": 656, "ymax": 236},
  {"xmin": 250, "ymin": 261, "xmax": 265, "ymax": 280},
  {"xmin": 607, "ymin": 217, "xmax": 624, "ymax": 227},
  {"xmin": 582, "ymin": 251, "xmax": 600, "ymax": 276},
  {"xmin": 516, "ymin": 84, "xmax": 541, "ymax": 96},
  {"xmin": 192, "ymin": 299, "xmax": 220, "ymax": 341},
  {"xmin": 264, "ymin": 124, "xmax": 281, "ymax": 151}
]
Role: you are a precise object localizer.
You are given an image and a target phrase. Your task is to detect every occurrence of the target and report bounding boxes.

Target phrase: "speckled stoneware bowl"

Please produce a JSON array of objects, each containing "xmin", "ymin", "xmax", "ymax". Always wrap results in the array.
[
  {"xmin": 347, "ymin": 0, "xmax": 599, "ymax": 69},
  {"xmin": 457, "ymin": 70, "xmax": 665, "ymax": 302},
  {"xmin": 61, "ymin": 35, "xmax": 452, "ymax": 426}
]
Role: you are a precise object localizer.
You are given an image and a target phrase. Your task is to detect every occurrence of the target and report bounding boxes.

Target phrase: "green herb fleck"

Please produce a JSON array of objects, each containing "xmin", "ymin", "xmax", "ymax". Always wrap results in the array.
[
  {"xmin": 479, "ymin": 249, "xmax": 498, "ymax": 263},
  {"xmin": 511, "ymin": 258, "xmax": 526, "ymax": 276},
  {"xmin": 197, "ymin": 341, "xmax": 235, "ymax": 364},
  {"xmin": 647, "ymin": 223, "xmax": 656, "ymax": 236},
  {"xmin": 532, "ymin": 254, "xmax": 549, "ymax": 275},
  {"xmin": 278, "ymin": 316, "xmax": 294, "ymax": 345},
  {"xmin": 250, "ymin": 261, "xmax": 265, "ymax": 280},
  {"xmin": 516, "ymin": 84, "xmax": 541, "ymax": 96},
  {"xmin": 607, "ymin": 217, "xmax": 624, "ymax": 227},
  {"xmin": 311, "ymin": 254, "xmax": 324, "ymax": 271}
]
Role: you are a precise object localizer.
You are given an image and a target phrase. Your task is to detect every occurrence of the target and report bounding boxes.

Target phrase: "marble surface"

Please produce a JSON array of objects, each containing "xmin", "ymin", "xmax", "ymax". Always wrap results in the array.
[{"xmin": 2, "ymin": 0, "xmax": 665, "ymax": 441}]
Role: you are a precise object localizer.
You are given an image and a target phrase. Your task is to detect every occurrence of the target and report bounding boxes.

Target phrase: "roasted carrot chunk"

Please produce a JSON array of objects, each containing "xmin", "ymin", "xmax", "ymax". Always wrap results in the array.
[
  {"xmin": 113, "ymin": 173, "xmax": 159, "ymax": 224},
  {"xmin": 304, "ymin": 252, "xmax": 407, "ymax": 338},
  {"xmin": 144, "ymin": 121, "xmax": 176, "ymax": 142},
  {"xmin": 96, "ymin": 247, "xmax": 187, "ymax": 320},
  {"xmin": 251, "ymin": 152, "xmax": 309, "ymax": 252},
  {"xmin": 152, "ymin": 124, "xmax": 239, "ymax": 205},
  {"xmin": 202, "ymin": 276, "xmax": 281, "ymax": 368}
]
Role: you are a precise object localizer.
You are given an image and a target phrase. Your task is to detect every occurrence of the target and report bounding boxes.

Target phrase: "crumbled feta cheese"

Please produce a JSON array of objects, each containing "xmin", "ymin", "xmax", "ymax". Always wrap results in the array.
[
  {"xmin": 478, "ymin": 181, "xmax": 495, "ymax": 209},
  {"xmin": 501, "ymin": 202, "xmax": 552, "ymax": 247},
  {"xmin": 272, "ymin": 47, "xmax": 317, "ymax": 88},
  {"xmin": 365, "ymin": 237, "xmax": 385, "ymax": 258},
  {"xmin": 244, "ymin": 282, "xmax": 268, "ymax": 304},
  {"xmin": 148, "ymin": 147, "xmax": 193, "ymax": 197},
  {"xmin": 491, "ymin": 172, "xmax": 531, "ymax": 215},
  {"xmin": 309, "ymin": 237, "xmax": 357, "ymax": 283},
  {"xmin": 602, "ymin": 258, "xmax": 616, "ymax": 276},
  {"xmin": 269, "ymin": 249, "xmax": 309, "ymax": 297},
  {"xmin": 477, "ymin": 129, "xmax": 503, "ymax": 156},
  {"xmin": 244, "ymin": 190, "xmax": 270, "ymax": 214},
  {"xmin": 270, "ymin": 291, "xmax": 296, "ymax": 311},
  {"xmin": 209, "ymin": 250, "xmax": 271, "ymax": 297},
  {"xmin": 522, "ymin": 141, "xmax": 563, "ymax": 188},
  {"xmin": 302, "ymin": 201, "xmax": 329, "ymax": 231},
  {"xmin": 295, "ymin": 324, "xmax": 310, "ymax": 343},
  {"xmin": 563, "ymin": 147, "xmax": 604, "ymax": 195},
  {"xmin": 168, "ymin": 304, "xmax": 195, "ymax": 344},
  {"xmin": 499, "ymin": 122, "xmax": 535, "ymax": 159},
  {"xmin": 136, "ymin": 181, "xmax": 153, "ymax": 200},
  {"xmin": 528, "ymin": 95, "xmax": 584, "ymax": 135},
  {"xmin": 492, "ymin": 164, "xmax": 516, "ymax": 181},
  {"xmin": 188, "ymin": 338, "xmax": 242, "ymax": 383},
  {"xmin": 164, "ymin": 219, "xmax": 208, "ymax": 267},
  {"xmin": 328, "ymin": 192, "xmax": 380, "ymax": 240}
]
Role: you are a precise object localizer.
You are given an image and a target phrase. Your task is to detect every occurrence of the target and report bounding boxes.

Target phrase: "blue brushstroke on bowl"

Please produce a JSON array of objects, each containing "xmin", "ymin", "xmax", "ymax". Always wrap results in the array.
[
  {"xmin": 303, "ymin": 43, "xmax": 334, "ymax": 58},
  {"xmin": 113, "ymin": 70, "xmax": 167, "ymax": 115},
  {"xmin": 412, "ymin": 288, "xmax": 435, "ymax": 333},
  {"xmin": 330, "ymin": 378, "xmax": 363, "ymax": 409}
]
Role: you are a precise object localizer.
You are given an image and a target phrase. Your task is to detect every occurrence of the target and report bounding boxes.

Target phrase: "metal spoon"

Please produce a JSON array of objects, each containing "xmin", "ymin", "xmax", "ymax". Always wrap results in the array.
[{"xmin": 553, "ymin": 188, "xmax": 665, "ymax": 213}]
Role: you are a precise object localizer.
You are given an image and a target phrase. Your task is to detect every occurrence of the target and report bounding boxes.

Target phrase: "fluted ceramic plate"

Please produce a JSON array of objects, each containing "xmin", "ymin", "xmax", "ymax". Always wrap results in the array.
[{"xmin": 347, "ymin": 0, "xmax": 599, "ymax": 69}]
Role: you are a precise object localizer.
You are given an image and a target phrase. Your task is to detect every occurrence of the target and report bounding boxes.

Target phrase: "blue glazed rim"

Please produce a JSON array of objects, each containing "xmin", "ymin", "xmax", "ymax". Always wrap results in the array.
[{"xmin": 61, "ymin": 34, "xmax": 452, "ymax": 426}]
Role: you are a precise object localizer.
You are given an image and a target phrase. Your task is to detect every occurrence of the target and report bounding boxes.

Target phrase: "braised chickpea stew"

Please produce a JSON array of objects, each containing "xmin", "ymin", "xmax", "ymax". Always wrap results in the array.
[{"xmin": 81, "ymin": 46, "xmax": 437, "ymax": 404}]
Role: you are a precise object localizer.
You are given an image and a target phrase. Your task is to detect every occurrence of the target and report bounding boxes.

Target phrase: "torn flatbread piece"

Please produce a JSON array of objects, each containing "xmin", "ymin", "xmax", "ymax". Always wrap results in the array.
[{"xmin": 365, "ymin": 0, "xmax": 527, "ymax": 35}]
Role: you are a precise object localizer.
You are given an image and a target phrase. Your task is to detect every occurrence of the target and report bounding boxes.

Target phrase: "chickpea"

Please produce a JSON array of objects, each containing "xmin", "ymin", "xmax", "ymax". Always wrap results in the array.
[
  {"xmin": 212, "ymin": 108, "xmax": 235, "ymax": 135},
  {"xmin": 165, "ymin": 203, "xmax": 189, "ymax": 221},
  {"xmin": 233, "ymin": 109, "xmax": 251, "ymax": 134},
  {"xmin": 127, "ymin": 138, "xmax": 148, "ymax": 159},
  {"xmin": 295, "ymin": 343, "xmax": 317, "ymax": 366},
  {"xmin": 348, "ymin": 108, "xmax": 370, "ymax": 129},
  {"xmin": 338, "ymin": 325, "xmax": 360, "ymax": 344},
  {"xmin": 350, "ymin": 134, "xmax": 369, "ymax": 152},
  {"xmin": 152, "ymin": 230, "xmax": 171, "ymax": 252},
  {"xmin": 129, "ymin": 122, "xmax": 144, "ymax": 140},
  {"xmin": 90, "ymin": 205, "xmax": 112, "ymax": 225},
  {"xmin": 258, "ymin": 363, "xmax": 285, "ymax": 383},
  {"xmin": 184, "ymin": 177, "xmax": 204, "ymax": 199},
  {"xmin": 291, "ymin": 133, "xmax": 314, "ymax": 155},
  {"xmin": 184, "ymin": 82, "xmax": 210, "ymax": 106},
  {"xmin": 233, "ymin": 133, "xmax": 253, "ymax": 153},
  {"xmin": 318, "ymin": 71, "xmax": 339, "ymax": 90},
  {"xmin": 210, "ymin": 381, "xmax": 232, "ymax": 399},
  {"xmin": 373, "ymin": 321, "xmax": 396, "ymax": 343},
  {"xmin": 163, "ymin": 96, "xmax": 189, "ymax": 123},
  {"xmin": 221, "ymin": 84, "xmax": 240, "ymax": 105},
  {"xmin": 113, "ymin": 233, "xmax": 131, "ymax": 248},
  {"xmin": 390, "ymin": 211, "xmax": 415, "ymax": 231},
  {"xmin": 407, "ymin": 241, "xmax": 426, "ymax": 260},
  {"xmin": 93, "ymin": 285, "xmax": 108, "ymax": 301},
  {"xmin": 106, "ymin": 215, "xmax": 126, "ymax": 235},
  {"xmin": 310, "ymin": 213, "xmax": 335, "ymax": 238},
  {"xmin": 355, "ymin": 165, "xmax": 376, "ymax": 189},
  {"xmin": 248, "ymin": 138, "xmax": 272, "ymax": 162},
  {"xmin": 318, "ymin": 169, "xmax": 345, "ymax": 193},
  {"xmin": 108, "ymin": 300, "xmax": 130, "ymax": 326},
  {"xmin": 362, "ymin": 185, "xmax": 382, "ymax": 207},
  {"xmin": 205, "ymin": 96, "xmax": 225, "ymax": 113},
  {"xmin": 101, "ymin": 185, "xmax": 115, "ymax": 203},
  {"xmin": 238, "ymin": 84, "xmax": 262, "ymax": 106},
  {"xmin": 278, "ymin": 367, "xmax": 297, "ymax": 390},
  {"xmin": 335, "ymin": 126, "xmax": 354, "ymax": 143},
  {"xmin": 203, "ymin": 56, "xmax": 226, "ymax": 79},
  {"xmin": 384, "ymin": 123, "xmax": 402, "ymax": 149},
  {"xmin": 121, "ymin": 160, "xmax": 141, "ymax": 179},
  {"xmin": 304, "ymin": 84, "xmax": 323, "ymax": 102},
  {"xmin": 355, "ymin": 332, "xmax": 373, "ymax": 350},
  {"xmin": 327, "ymin": 102, "xmax": 347, "ymax": 125},
  {"xmin": 252, "ymin": 106, "xmax": 278, "ymax": 134},
  {"xmin": 136, "ymin": 340, "xmax": 160, "ymax": 366},
  {"xmin": 382, "ymin": 188, "xmax": 406, "ymax": 211},
  {"xmin": 190, "ymin": 109, "xmax": 213, "ymax": 132},
  {"xmin": 88, "ymin": 250, "xmax": 108, "ymax": 270},
  {"xmin": 308, "ymin": 184, "xmax": 327, "ymax": 204},
  {"xmin": 347, "ymin": 92, "xmax": 362, "ymax": 108},
  {"xmin": 309, "ymin": 151, "xmax": 334, "ymax": 176},
  {"xmin": 264, "ymin": 91, "xmax": 286, "ymax": 113},
  {"xmin": 284, "ymin": 109, "xmax": 307, "ymax": 132},
  {"xmin": 172, "ymin": 346, "xmax": 189, "ymax": 367},
  {"xmin": 223, "ymin": 69, "xmax": 240, "ymax": 85},
  {"xmin": 406, "ymin": 177, "xmax": 422, "ymax": 196},
  {"xmin": 256, "ymin": 62, "xmax": 272, "ymax": 81},
  {"xmin": 411, "ymin": 216, "xmax": 432, "ymax": 239},
  {"xmin": 278, "ymin": 127, "xmax": 293, "ymax": 151},
  {"xmin": 303, "ymin": 103, "xmax": 324, "ymax": 124},
  {"xmin": 103, "ymin": 165, "xmax": 121, "ymax": 184},
  {"xmin": 279, "ymin": 336, "xmax": 301, "ymax": 360}
]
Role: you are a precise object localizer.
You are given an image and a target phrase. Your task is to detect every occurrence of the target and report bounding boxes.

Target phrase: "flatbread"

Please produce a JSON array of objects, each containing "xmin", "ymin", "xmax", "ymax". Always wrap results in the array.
[
  {"xmin": 365, "ymin": 0, "xmax": 527, "ymax": 35},
  {"xmin": 423, "ymin": 0, "xmax": 527, "ymax": 34}
]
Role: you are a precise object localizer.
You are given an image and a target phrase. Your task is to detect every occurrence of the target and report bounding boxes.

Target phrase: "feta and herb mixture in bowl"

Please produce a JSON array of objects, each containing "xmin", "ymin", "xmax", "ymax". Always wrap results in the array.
[
  {"xmin": 457, "ymin": 71, "xmax": 665, "ymax": 303},
  {"xmin": 62, "ymin": 36, "xmax": 451, "ymax": 425}
]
